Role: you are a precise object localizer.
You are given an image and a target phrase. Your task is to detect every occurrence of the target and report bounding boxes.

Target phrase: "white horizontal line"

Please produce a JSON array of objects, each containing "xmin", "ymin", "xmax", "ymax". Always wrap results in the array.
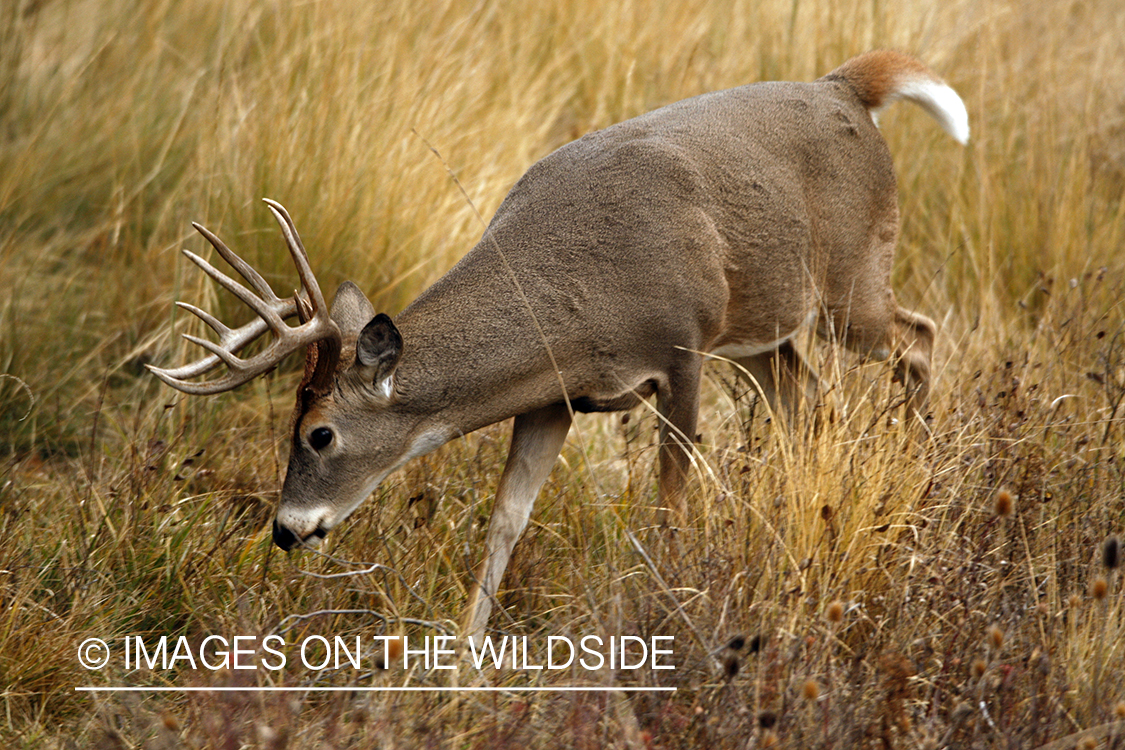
[{"xmin": 76, "ymin": 686, "xmax": 675, "ymax": 693}]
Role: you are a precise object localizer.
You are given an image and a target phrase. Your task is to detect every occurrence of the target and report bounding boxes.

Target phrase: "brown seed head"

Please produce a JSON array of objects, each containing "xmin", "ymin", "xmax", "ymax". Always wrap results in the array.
[
  {"xmin": 375, "ymin": 635, "xmax": 405, "ymax": 669},
  {"xmin": 826, "ymin": 600, "xmax": 845, "ymax": 624},
  {"xmin": 1080, "ymin": 738, "xmax": 1097, "ymax": 750},
  {"xmin": 1092, "ymin": 577, "xmax": 1108, "ymax": 601},
  {"xmin": 721, "ymin": 652, "xmax": 740, "ymax": 679},
  {"xmin": 161, "ymin": 713, "xmax": 180, "ymax": 732},
  {"xmin": 1104, "ymin": 536, "xmax": 1120, "ymax": 570},
  {"xmin": 802, "ymin": 679, "xmax": 820, "ymax": 702},
  {"xmin": 987, "ymin": 624, "xmax": 1004, "ymax": 650},
  {"xmin": 971, "ymin": 659, "xmax": 987, "ymax": 679},
  {"xmin": 994, "ymin": 489, "xmax": 1014, "ymax": 517},
  {"xmin": 1115, "ymin": 701, "xmax": 1125, "ymax": 720},
  {"xmin": 1068, "ymin": 593, "xmax": 1082, "ymax": 609}
]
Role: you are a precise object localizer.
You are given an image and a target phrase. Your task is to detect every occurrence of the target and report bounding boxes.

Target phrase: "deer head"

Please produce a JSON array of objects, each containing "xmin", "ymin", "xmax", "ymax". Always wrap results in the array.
[{"xmin": 149, "ymin": 200, "xmax": 414, "ymax": 550}]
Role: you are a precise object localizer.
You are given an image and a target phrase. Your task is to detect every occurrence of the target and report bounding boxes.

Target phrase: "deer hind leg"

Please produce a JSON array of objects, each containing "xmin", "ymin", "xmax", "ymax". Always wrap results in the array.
[
  {"xmin": 889, "ymin": 306, "xmax": 936, "ymax": 421},
  {"xmin": 656, "ymin": 353, "xmax": 702, "ymax": 525},
  {"xmin": 730, "ymin": 339, "xmax": 820, "ymax": 427},
  {"xmin": 829, "ymin": 296, "xmax": 935, "ymax": 425},
  {"xmin": 463, "ymin": 402, "xmax": 572, "ymax": 641}
]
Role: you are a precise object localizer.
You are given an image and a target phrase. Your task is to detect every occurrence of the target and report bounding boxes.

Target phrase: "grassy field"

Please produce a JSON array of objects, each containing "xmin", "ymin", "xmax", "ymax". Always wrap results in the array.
[{"xmin": 3, "ymin": 0, "xmax": 1125, "ymax": 746}]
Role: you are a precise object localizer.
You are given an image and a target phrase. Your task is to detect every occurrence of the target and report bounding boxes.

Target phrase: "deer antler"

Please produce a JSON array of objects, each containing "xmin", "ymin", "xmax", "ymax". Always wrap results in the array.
[{"xmin": 148, "ymin": 199, "xmax": 342, "ymax": 395}]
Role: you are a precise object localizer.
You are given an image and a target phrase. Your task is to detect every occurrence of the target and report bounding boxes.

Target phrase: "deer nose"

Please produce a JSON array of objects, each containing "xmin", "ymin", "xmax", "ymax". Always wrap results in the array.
[{"xmin": 272, "ymin": 519, "xmax": 300, "ymax": 551}]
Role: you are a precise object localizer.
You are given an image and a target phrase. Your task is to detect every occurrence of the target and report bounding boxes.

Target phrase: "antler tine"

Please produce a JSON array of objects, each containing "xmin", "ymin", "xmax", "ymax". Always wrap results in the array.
[
  {"xmin": 177, "ymin": 301, "xmax": 232, "ymax": 338},
  {"xmin": 192, "ymin": 221, "xmax": 286, "ymax": 305},
  {"xmin": 147, "ymin": 300, "xmax": 249, "ymax": 381},
  {"xmin": 182, "ymin": 333, "xmax": 246, "ymax": 369},
  {"xmin": 148, "ymin": 362, "xmax": 222, "ymax": 394},
  {"xmin": 148, "ymin": 201, "xmax": 341, "ymax": 395},
  {"xmin": 181, "ymin": 249, "xmax": 289, "ymax": 328},
  {"xmin": 263, "ymin": 199, "xmax": 331, "ymax": 317}
]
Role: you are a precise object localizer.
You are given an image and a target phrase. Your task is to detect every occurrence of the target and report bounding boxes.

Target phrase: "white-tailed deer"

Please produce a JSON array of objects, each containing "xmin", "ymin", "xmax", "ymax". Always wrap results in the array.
[{"xmin": 151, "ymin": 51, "xmax": 967, "ymax": 638}]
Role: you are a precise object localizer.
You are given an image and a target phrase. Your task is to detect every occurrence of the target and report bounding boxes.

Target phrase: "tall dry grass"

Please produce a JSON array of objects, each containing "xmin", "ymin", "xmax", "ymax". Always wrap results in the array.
[{"xmin": 2, "ymin": 0, "xmax": 1125, "ymax": 746}]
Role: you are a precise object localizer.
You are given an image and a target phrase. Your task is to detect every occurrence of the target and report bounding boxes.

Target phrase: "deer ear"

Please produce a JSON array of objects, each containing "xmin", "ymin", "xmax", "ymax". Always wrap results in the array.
[
  {"xmin": 329, "ymin": 281, "xmax": 376, "ymax": 339},
  {"xmin": 356, "ymin": 313, "xmax": 403, "ymax": 391}
]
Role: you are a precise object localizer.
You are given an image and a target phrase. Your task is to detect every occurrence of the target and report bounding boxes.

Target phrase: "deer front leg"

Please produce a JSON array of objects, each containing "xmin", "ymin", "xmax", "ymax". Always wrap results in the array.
[
  {"xmin": 730, "ymin": 339, "xmax": 820, "ymax": 427},
  {"xmin": 463, "ymin": 402, "xmax": 572, "ymax": 641},
  {"xmin": 656, "ymin": 354, "xmax": 702, "ymax": 525}
]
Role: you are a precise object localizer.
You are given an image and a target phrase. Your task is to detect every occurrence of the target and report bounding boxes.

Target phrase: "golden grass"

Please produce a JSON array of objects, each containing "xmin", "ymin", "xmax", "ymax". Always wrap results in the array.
[{"xmin": 2, "ymin": 0, "xmax": 1125, "ymax": 746}]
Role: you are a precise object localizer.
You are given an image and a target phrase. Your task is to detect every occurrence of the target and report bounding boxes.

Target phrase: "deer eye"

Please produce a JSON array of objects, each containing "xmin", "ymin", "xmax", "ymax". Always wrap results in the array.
[{"xmin": 309, "ymin": 427, "xmax": 334, "ymax": 451}]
